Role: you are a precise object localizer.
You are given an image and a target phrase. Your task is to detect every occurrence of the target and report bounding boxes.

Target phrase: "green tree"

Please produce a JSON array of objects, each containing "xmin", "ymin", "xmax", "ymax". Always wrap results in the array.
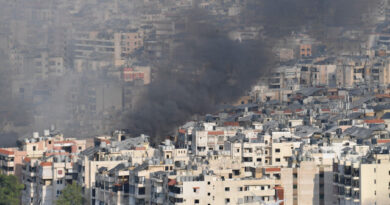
[
  {"xmin": 0, "ymin": 174, "xmax": 24, "ymax": 205},
  {"xmin": 56, "ymin": 182, "xmax": 85, "ymax": 205}
]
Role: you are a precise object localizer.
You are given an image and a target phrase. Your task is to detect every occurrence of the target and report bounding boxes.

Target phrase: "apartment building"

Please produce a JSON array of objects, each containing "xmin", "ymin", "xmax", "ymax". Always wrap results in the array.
[
  {"xmin": 73, "ymin": 29, "xmax": 144, "ymax": 70},
  {"xmin": 114, "ymin": 30, "xmax": 144, "ymax": 67},
  {"xmin": 150, "ymin": 171, "xmax": 169, "ymax": 205},
  {"xmin": 0, "ymin": 130, "xmax": 86, "ymax": 181},
  {"xmin": 0, "ymin": 147, "xmax": 26, "ymax": 177},
  {"xmin": 224, "ymin": 133, "xmax": 297, "ymax": 169},
  {"xmin": 123, "ymin": 66, "xmax": 151, "ymax": 85},
  {"xmin": 92, "ymin": 162, "xmax": 133, "ymax": 205},
  {"xmin": 128, "ymin": 163, "xmax": 166, "ymax": 205},
  {"xmin": 21, "ymin": 154, "xmax": 78, "ymax": 205},
  {"xmin": 192, "ymin": 128, "xmax": 237, "ymax": 156},
  {"xmin": 333, "ymin": 148, "xmax": 390, "ymax": 205},
  {"xmin": 167, "ymin": 170, "xmax": 283, "ymax": 205},
  {"xmin": 76, "ymin": 135, "xmax": 156, "ymax": 203}
]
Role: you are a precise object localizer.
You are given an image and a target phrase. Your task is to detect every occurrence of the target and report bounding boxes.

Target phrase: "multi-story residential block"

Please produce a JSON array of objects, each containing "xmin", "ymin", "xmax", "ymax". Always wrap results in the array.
[
  {"xmin": 333, "ymin": 147, "xmax": 390, "ymax": 205},
  {"xmin": 0, "ymin": 129, "xmax": 86, "ymax": 181},
  {"xmin": 128, "ymin": 163, "xmax": 166, "ymax": 205},
  {"xmin": 73, "ymin": 29, "xmax": 144, "ymax": 70},
  {"xmin": 167, "ymin": 170, "xmax": 284, "ymax": 205},
  {"xmin": 76, "ymin": 135, "xmax": 156, "ymax": 203},
  {"xmin": 0, "ymin": 147, "xmax": 26, "ymax": 177},
  {"xmin": 92, "ymin": 162, "xmax": 132, "ymax": 205}
]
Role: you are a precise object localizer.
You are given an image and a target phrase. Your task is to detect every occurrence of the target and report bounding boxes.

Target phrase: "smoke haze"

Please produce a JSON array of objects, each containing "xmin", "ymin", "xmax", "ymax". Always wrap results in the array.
[
  {"xmin": 0, "ymin": 0, "xmax": 382, "ymax": 145},
  {"xmin": 124, "ymin": 9, "xmax": 273, "ymax": 141},
  {"xmin": 124, "ymin": 0, "xmax": 379, "ymax": 141}
]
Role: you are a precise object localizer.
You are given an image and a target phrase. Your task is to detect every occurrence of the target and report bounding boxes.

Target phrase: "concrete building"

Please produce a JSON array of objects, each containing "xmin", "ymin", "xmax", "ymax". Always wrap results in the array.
[
  {"xmin": 0, "ymin": 130, "xmax": 86, "ymax": 181},
  {"xmin": 167, "ymin": 170, "xmax": 284, "ymax": 205},
  {"xmin": 73, "ymin": 30, "xmax": 144, "ymax": 69},
  {"xmin": 21, "ymin": 155, "xmax": 77, "ymax": 205},
  {"xmin": 333, "ymin": 148, "xmax": 390, "ymax": 205}
]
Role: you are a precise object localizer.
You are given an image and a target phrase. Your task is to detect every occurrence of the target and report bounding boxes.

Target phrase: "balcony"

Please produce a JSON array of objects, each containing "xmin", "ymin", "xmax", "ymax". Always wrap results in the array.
[
  {"xmin": 168, "ymin": 191, "xmax": 183, "ymax": 198},
  {"xmin": 152, "ymin": 196, "xmax": 165, "ymax": 204}
]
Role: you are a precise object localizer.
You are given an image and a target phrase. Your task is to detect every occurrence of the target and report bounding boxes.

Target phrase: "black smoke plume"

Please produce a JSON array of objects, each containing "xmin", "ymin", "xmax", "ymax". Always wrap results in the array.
[
  {"xmin": 125, "ymin": 0, "xmax": 379, "ymax": 142},
  {"xmin": 125, "ymin": 9, "xmax": 274, "ymax": 141}
]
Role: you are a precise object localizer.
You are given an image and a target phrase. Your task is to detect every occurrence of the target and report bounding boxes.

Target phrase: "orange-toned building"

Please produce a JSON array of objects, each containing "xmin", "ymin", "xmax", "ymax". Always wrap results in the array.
[{"xmin": 0, "ymin": 130, "xmax": 88, "ymax": 182}]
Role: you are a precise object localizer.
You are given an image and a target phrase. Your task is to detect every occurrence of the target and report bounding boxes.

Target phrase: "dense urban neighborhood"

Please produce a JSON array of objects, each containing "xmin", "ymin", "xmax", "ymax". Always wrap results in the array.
[{"xmin": 1, "ymin": 0, "xmax": 390, "ymax": 205}]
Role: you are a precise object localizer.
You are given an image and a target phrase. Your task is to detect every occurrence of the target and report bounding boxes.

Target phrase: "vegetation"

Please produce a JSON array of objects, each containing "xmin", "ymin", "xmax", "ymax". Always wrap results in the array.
[
  {"xmin": 0, "ymin": 174, "xmax": 24, "ymax": 205},
  {"xmin": 56, "ymin": 182, "xmax": 85, "ymax": 205}
]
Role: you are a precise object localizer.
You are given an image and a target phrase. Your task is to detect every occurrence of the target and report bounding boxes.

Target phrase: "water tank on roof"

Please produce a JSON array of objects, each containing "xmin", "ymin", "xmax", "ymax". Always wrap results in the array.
[
  {"xmin": 33, "ymin": 132, "xmax": 39, "ymax": 138},
  {"xmin": 44, "ymin": 130, "xmax": 50, "ymax": 136}
]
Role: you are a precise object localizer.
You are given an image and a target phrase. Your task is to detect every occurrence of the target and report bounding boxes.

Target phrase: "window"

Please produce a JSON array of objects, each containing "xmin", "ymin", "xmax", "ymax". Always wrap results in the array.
[
  {"xmin": 293, "ymin": 173, "xmax": 298, "ymax": 178},
  {"xmin": 225, "ymin": 187, "xmax": 230, "ymax": 191},
  {"xmin": 33, "ymin": 146, "xmax": 36, "ymax": 151},
  {"xmin": 225, "ymin": 198, "xmax": 230, "ymax": 203},
  {"xmin": 207, "ymin": 181, "xmax": 210, "ymax": 185},
  {"xmin": 208, "ymin": 192, "xmax": 210, "ymax": 196},
  {"xmin": 276, "ymin": 158, "xmax": 281, "ymax": 162},
  {"xmin": 138, "ymin": 187, "xmax": 145, "ymax": 195},
  {"xmin": 195, "ymin": 199, "xmax": 199, "ymax": 204},
  {"xmin": 275, "ymin": 148, "xmax": 280, "ymax": 153},
  {"xmin": 374, "ymin": 179, "xmax": 376, "ymax": 184},
  {"xmin": 293, "ymin": 184, "xmax": 298, "ymax": 189},
  {"xmin": 48, "ymin": 141, "xmax": 52, "ymax": 144}
]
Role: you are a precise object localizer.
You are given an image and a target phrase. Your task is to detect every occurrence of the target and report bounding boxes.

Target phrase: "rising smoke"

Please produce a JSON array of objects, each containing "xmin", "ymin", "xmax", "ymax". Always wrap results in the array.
[
  {"xmin": 125, "ymin": 0, "xmax": 379, "ymax": 142},
  {"xmin": 124, "ymin": 9, "xmax": 273, "ymax": 141},
  {"xmin": 0, "ymin": 0, "xmax": 381, "ymax": 145},
  {"xmin": 0, "ymin": 48, "xmax": 33, "ymax": 147}
]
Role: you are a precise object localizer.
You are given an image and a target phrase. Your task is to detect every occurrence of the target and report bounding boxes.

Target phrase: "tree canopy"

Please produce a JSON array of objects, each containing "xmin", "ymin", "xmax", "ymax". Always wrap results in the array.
[
  {"xmin": 0, "ymin": 174, "xmax": 24, "ymax": 205},
  {"xmin": 56, "ymin": 182, "xmax": 85, "ymax": 205}
]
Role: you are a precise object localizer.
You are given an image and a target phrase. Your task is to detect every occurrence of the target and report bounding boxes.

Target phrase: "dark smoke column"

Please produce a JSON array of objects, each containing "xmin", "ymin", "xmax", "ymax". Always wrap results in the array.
[
  {"xmin": 125, "ymin": 0, "xmax": 379, "ymax": 143},
  {"xmin": 124, "ymin": 9, "xmax": 273, "ymax": 142}
]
